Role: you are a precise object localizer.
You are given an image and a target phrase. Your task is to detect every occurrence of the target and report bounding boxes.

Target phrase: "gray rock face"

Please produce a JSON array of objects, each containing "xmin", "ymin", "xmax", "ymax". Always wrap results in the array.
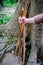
[
  {"xmin": 27, "ymin": 0, "xmax": 43, "ymax": 65},
  {"xmin": 0, "ymin": 44, "xmax": 5, "ymax": 51},
  {"xmin": 0, "ymin": 53, "xmax": 20, "ymax": 65},
  {"xmin": 35, "ymin": 24, "xmax": 42, "ymax": 48}
]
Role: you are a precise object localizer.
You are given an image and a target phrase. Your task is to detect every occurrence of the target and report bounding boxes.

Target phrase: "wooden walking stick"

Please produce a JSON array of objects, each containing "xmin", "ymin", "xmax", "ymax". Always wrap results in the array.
[
  {"xmin": 21, "ymin": 8, "xmax": 26, "ymax": 65},
  {"xmin": 16, "ymin": 7, "xmax": 26, "ymax": 65}
]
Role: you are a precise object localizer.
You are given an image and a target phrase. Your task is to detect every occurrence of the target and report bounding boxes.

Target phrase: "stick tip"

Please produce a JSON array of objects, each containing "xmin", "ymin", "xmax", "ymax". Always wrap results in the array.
[{"xmin": 22, "ymin": 7, "xmax": 24, "ymax": 10}]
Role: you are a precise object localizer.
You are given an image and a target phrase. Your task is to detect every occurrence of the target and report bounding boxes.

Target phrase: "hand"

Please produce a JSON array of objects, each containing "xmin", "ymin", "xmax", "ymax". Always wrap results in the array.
[
  {"xmin": 18, "ymin": 16, "xmax": 27, "ymax": 24},
  {"xmin": 18, "ymin": 16, "xmax": 35, "ymax": 24}
]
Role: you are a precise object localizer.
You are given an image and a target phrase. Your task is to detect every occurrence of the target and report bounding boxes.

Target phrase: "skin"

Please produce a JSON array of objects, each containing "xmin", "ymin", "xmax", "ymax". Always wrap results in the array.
[{"xmin": 19, "ymin": 13, "xmax": 43, "ymax": 24}]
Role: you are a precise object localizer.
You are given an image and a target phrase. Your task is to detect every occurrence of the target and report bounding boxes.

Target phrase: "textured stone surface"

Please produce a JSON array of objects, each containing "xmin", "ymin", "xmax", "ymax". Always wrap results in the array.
[
  {"xmin": 0, "ymin": 53, "xmax": 20, "ymax": 65},
  {"xmin": 27, "ymin": 0, "xmax": 43, "ymax": 65}
]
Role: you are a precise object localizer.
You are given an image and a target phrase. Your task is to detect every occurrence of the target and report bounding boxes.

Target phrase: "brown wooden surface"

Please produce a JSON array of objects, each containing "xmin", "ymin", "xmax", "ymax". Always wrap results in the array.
[{"xmin": 16, "ymin": 8, "xmax": 25, "ymax": 65}]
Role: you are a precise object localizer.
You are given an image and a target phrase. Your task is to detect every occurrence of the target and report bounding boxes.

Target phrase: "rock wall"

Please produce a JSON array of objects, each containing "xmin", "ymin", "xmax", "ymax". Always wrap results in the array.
[
  {"xmin": 29, "ymin": 0, "xmax": 43, "ymax": 48},
  {"xmin": 27, "ymin": 0, "xmax": 43, "ymax": 65}
]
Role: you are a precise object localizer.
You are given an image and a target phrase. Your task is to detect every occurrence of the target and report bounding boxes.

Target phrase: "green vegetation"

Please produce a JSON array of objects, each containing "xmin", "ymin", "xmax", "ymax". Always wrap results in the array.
[
  {"xmin": 0, "ymin": 13, "xmax": 12, "ymax": 24},
  {"xmin": 0, "ymin": 0, "xmax": 18, "ymax": 25},
  {"xmin": 3, "ymin": 0, "xmax": 17, "ymax": 7}
]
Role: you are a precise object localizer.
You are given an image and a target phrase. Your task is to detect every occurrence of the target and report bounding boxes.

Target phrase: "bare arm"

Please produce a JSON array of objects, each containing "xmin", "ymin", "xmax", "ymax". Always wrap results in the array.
[
  {"xmin": 34, "ymin": 13, "xmax": 43, "ymax": 24},
  {"xmin": 26, "ymin": 13, "xmax": 43, "ymax": 24}
]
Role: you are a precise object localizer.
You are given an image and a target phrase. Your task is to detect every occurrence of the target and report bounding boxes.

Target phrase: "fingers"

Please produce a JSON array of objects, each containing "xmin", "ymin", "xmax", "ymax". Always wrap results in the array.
[
  {"xmin": 22, "ymin": 17, "xmax": 26, "ymax": 23},
  {"xmin": 18, "ymin": 16, "xmax": 26, "ymax": 24},
  {"xmin": 18, "ymin": 16, "xmax": 21, "ymax": 24}
]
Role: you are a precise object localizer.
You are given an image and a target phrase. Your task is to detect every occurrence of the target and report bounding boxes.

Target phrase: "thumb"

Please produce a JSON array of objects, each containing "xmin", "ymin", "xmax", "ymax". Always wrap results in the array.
[{"xmin": 18, "ymin": 16, "xmax": 23, "ymax": 24}]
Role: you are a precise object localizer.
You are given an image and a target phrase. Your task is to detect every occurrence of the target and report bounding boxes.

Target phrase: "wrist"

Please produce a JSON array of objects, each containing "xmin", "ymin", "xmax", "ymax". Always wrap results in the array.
[
  {"xmin": 25, "ymin": 18, "xmax": 29, "ymax": 24},
  {"xmin": 28, "ymin": 17, "xmax": 35, "ymax": 24}
]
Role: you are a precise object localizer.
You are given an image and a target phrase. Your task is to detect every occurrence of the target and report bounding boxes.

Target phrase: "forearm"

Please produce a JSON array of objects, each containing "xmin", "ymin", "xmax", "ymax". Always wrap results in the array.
[
  {"xmin": 34, "ymin": 13, "xmax": 43, "ymax": 24},
  {"xmin": 25, "ymin": 17, "xmax": 35, "ymax": 24},
  {"xmin": 26, "ymin": 13, "xmax": 43, "ymax": 24}
]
